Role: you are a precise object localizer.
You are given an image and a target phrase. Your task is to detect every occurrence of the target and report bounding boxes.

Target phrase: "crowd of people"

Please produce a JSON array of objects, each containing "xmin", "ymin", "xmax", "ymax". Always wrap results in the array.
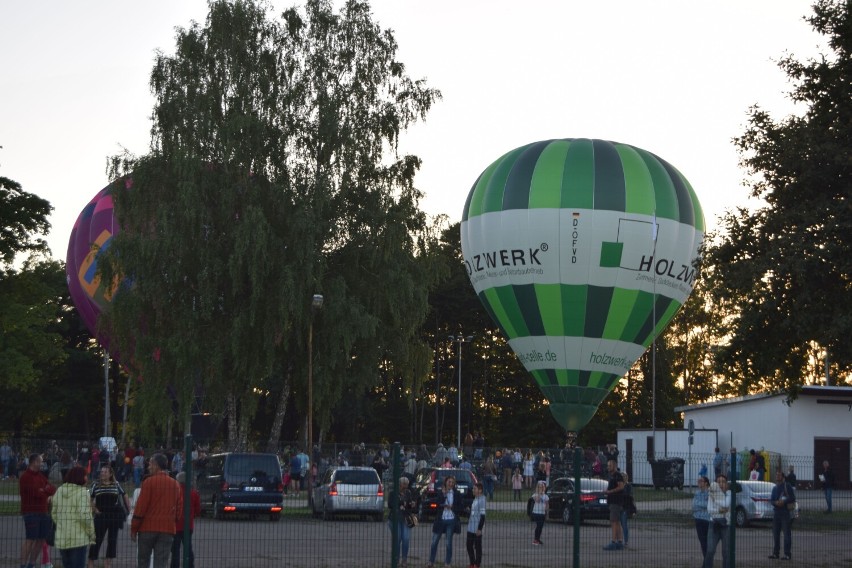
[{"xmin": 15, "ymin": 439, "xmax": 199, "ymax": 568}]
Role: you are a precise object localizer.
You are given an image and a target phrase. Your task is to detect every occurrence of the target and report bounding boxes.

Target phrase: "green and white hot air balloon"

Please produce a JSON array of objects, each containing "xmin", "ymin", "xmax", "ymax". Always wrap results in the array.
[{"xmin": 460, "ymin": 138, "xmax": 704, "ymax": 432}]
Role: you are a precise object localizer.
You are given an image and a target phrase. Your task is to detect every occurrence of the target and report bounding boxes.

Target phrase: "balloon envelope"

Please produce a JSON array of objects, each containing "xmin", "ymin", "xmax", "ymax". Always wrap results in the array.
[
  {"xmin": 66, "ymin": 182, "xmax": 120, "ymax": 350},
  {"xmin": 460, "ymin": 138, "xmax": 704, "ymax": 431}
]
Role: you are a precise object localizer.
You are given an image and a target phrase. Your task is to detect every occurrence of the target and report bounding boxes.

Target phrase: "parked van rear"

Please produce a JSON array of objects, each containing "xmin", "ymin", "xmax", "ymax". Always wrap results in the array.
[{"xmin": 196, "ymin": 452, "xmax": 284, "ymax": 521}]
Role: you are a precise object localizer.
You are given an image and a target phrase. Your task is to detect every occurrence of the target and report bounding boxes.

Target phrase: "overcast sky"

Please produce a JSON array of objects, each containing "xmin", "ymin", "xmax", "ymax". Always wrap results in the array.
[{"xmin": 0, "ymin": 1, "xmax": 825, "ymax": 261}]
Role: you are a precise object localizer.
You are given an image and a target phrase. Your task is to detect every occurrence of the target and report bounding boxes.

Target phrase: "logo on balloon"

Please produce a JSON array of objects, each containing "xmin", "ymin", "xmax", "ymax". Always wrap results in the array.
[{"xmin": 461, "ymin": 138, "xmax": 704, "ymax": 432}]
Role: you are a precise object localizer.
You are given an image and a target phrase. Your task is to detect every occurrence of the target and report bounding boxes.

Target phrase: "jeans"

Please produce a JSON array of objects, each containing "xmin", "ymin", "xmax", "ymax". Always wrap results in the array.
[
  {"xmin": 620, "ymin": 510, "xmax": 629, "ymax": 544},
  {"xmin": 137, "ymin": 531, "xmax": 174, "ymax": 568},
  {"xmin": 388, "ymin": 519, "xmax": 410, "ymax": 560},
  {"xmin": 532, "ymin": 513, "xmax": 545, "ymax": 541},
  {"xmin": 429, "ymin": 518, "xmax": 455, "ymax": 565},
  {"xmin": 171, "ymin": 530, "xmax": 194, "ymax": 568},
  {"xmin": 703, "ymin": 520, "xmax": 729, "ymax": 568},
  {"xmin": 134, "ymin": 467, "xmax": 143, "ymax": 486},
  {"xmin": 59, "ymin": 545, "xmax": 89, "ymax": 568},
  {"xmin": 695, "ymin": 518, "xmax": 710, "ymax": 558},
  {"xmin": 824, "ymin": 488, "xmax": 833, "ymax": 512},
  {"xmin": 772, "ymin": 508, "xmax": 792, "ymax": 557},
  {"xmin": 483, "ymin": 476, "xmax": 494, "ymax": 500}
]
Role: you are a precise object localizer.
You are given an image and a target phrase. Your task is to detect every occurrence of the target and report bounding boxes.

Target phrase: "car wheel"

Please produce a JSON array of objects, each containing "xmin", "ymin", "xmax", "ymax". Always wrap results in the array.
[
  {"xmin": 735, "ymin": 507, "xmax": 748, "ymax": 528},
  {"xmin": 322, "ymin": 504, "xmax": 333, "ymax": 521},
  {"xmin": 561, "ymin": 505, "xmax": 573, "ymax": 524},
  {"xmin": 270, "ymin": 512, "xmax": 281, "ymax": 522},
  {"xmin": 374, "ymin": 512, "xmax": 383, "ymax": 522}
]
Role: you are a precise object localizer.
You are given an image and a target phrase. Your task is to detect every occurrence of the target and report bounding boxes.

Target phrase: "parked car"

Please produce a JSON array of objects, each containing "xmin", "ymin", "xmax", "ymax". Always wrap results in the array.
[
  {"xmin": 311, "ymin": 466, "xmax": 384, "ymax": 521},
  {"xmin": 732, "ymin": 480, "xmax": 799, "ymax": 527},
  {"xmin": 528, "ymin": 477, "xmax": 610, "ymax": 524},
  {"xmin": 412, "ymin": 467, "xmax": 478, "ymax": 520},
  {"xmin": 195, "ymin": 452, "xmax": 284, "ymax": 521}
]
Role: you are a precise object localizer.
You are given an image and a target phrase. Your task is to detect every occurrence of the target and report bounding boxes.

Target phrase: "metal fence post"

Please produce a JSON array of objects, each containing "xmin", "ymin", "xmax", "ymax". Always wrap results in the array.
[
  {"xmin": 183, "ymin": 434, "xmax": 192, "ymax": 568},
  {"xmin": 390, "ymin": 442, "xmax": 401, "ymax": 568},
  {"xmin": 573, "ymin": 447, "xmax": 581, "ymax": 568},
  {"xmin": 728, "ymin": 446, "xmax": 737, "ymax": 568}
]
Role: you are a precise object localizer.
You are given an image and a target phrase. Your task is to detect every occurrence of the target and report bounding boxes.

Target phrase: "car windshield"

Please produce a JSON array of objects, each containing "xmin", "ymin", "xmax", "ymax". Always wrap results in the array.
[{"xmin": 334, "ymin": 470, "xmax": 379, "ymax": 484}]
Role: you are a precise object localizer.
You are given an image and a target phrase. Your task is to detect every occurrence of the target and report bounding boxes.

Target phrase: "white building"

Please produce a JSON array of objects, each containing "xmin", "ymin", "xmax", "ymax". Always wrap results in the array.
[{"xmin": 674, "ymin": 386, "xmax": 851, "ymax": 489}]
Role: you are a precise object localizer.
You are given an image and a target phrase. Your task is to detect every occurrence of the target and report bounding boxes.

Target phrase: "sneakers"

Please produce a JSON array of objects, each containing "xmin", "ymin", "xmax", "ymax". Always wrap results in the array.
[
  {"xmin": 532, "ymin": 539, "xmax": 542, "ymax": 545},
  {"xmin": 603, "ymin": 541, "xmax": 624, "ymax": 551},
  {"xmin": 782, "ymin": 556, "xmax": 791, "ymax": 561}
]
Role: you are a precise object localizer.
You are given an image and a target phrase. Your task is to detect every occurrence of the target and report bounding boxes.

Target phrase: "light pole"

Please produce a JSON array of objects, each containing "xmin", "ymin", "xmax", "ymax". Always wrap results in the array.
[
  {"xmin": 449, "ymin": 334, "xmax": 473, "ymax": 451},
  {"xmin": 308, "ymin": 293, "xmax": 323, "ymax": 490}
]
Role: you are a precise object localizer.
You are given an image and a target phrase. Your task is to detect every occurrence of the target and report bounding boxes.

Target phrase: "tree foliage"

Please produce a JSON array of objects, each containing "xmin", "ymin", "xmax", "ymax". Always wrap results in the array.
[
  {"xmin": 707, "ymin": 0, "xmax": 852, "ymax": 393},
  {"xmin": 100, "ymin": 0, "xmax": 442, "ymax": 445},
  {"xmin": 0, "ymin": 176, "xmax": 52, "ymax": 265}
]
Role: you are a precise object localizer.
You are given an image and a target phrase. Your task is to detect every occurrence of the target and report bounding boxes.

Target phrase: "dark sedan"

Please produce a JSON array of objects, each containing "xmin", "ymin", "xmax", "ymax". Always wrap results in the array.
[{"xmin": 536, "ymin": 477, "xmax": 610, "ymax": 524}]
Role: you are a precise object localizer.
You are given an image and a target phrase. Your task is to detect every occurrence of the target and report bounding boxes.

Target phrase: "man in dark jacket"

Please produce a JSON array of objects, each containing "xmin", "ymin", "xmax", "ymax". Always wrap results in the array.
[
  {"xmin": 768, "ymin": 470, "xmax": 796, "ymax": 560},
  {"xmin": 820, "ymin": 460, "xmax": 835, "ymax": 513}
]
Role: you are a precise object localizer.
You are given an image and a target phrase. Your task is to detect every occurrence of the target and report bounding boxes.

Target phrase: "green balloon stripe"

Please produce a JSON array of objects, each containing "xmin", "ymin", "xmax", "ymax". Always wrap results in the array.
[
  {"xmin": 504, "ymin": 141, "xmax": 550, "ymax": 210},
  {"xmin": 494, "ymin": 286, "xmax": 531, "ymax": 337},
  {"xmin": 561, "ymin": 139, "xmax": 595, "ymax": 209},
  {"xmin": 680, "ymin": 172, "xmax": 706, "ymax": 233},
  {"xmin": 592, "ymin": 141, "xmax": 626, "ymax": 212},
  {"xmin": 615, "ymin": 145, "xmax": 656, "ymax": 217},
  {"xmin": 657, "ymin": 158, "xmax": 695, "ymax": 229},
  {"xmin": 484, "ymin": 283, "xmax": 684, "ymax": 347},
  {"xmin": 514, "ymin": 284, "xmax": 546, "ymax": 336},
  {"xmin": 635, "ymin": 148, "xmax": 679, "ymax": 222},
  {"xmin": 584, "ymin": 286, "xmax": 614, "ymax": 339},
  {"xmin": 601, "ymin": 287, "xmax": 640, "ymax": 341},
  {"xmin": 529, "ymin": 140, "xmax": 570, "ymax": 209},
  {"xmin": 484, "ymin": 146, "xmax": 527, "ymax": 214},
  {"xmin": 481, "ymin": 288, "xmax": 517, "ymax": 338},
  {"xmin": 620, "ymin": 290, "xmax": 656, "ymax": 344},
  {"xmin": 535, "ymin": 283, "xmax": 565, "ymax": 336},
  {"xmin": 464, "ymin": 139, "xmax": 702, "ymax": 230},
  {"xmin": 561, "ymin": 285, "xmax": 588, "ymax": 336}
]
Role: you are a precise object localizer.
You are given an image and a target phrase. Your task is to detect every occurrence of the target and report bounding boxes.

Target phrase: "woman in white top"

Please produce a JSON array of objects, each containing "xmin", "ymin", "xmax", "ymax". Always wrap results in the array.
[
  {"xmin": 523, "ymin": 452, "xmax": 535, "ymax": 488},
  {"xmin": 704, "ymin": 476, "xmax": 731, "ymax": 568},
  {"xmin": 530, "ymin": 480, "xmax": 549, "ymax": 545}
]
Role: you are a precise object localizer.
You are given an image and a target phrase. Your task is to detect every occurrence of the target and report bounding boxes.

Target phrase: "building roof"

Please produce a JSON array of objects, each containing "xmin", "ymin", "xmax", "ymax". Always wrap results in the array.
[{"xmin": 674, "ymin": 385, "xmax": 852, "ymax": 413}]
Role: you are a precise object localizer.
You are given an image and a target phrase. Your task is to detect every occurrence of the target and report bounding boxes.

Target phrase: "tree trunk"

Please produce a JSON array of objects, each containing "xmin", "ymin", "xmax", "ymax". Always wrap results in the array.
[{"xmin": 266, "ymin": 366, "xmax": 292, "ymax": 453}]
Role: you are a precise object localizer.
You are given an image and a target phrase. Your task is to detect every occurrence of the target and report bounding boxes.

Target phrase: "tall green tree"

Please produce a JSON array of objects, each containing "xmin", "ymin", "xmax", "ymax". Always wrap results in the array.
[
  {"xmin": 101, "ymin": 0, "xmax": 441, "ymax": 447},
  {"xmin": 707, "ymin": 0, "xmax": 851, "ymax": 393},
  {"xmin": 0, "ymin": 176, "xmax": 52, "ymax": 265}
]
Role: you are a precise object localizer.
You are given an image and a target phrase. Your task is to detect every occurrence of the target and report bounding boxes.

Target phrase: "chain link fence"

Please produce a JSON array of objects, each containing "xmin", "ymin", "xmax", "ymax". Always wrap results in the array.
[{"xmin": 1, "ymin": 434, "xmax": 849, "ymax": 567}]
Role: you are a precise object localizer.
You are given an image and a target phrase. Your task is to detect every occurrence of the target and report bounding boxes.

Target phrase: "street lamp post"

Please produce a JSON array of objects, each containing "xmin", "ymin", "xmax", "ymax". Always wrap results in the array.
[
  {"xmin": 308, "ymin": 293, "xmax": 323, "ymax": 496},
  {"xmin": 449, "ymin": 334, "xmax": 473, "ymax": 451}
]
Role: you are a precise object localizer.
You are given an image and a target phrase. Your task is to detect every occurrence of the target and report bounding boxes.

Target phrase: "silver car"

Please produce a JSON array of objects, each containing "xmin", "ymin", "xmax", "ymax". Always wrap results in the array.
[
  {"xmin": 311, "ymin": 466, "xmax": 384, "ymax": 521},
  {"xmin": 734, "ymin": 480, "xmax": 799, "ymax": 527}
]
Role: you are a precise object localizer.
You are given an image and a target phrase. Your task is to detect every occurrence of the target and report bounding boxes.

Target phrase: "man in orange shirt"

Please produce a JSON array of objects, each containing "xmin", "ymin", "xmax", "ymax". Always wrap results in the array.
[{"xmin": 131, "ymin": 453, "xmax": 181, "ymax": 568}]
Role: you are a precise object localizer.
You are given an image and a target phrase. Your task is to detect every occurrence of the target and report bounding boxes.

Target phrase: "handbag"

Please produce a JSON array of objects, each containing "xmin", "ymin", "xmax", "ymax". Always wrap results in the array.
[
  {"xmin": 405, "ymin": 513, "xmax": 418, "ymax": 528},
  {"xmin": 784, "ymin": 485, "xmax": 796, "ymax": 511}
]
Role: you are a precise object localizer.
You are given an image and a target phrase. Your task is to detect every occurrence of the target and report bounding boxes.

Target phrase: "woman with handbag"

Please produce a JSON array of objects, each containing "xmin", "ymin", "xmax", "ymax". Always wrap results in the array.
[
  {"xmin": 88, "ymin": 465, "xmax": 129, "ymax": 568},
  {"xmin": 52, "ymin": 466, "xmax": 95, "ymax": 568},
  {"xmin": 388, "ymin": 476, "xmax": 417, "ymax": 568},
  {"xmin": 427, "ymin": 476, "xmax": 464, "ymax": 568}
]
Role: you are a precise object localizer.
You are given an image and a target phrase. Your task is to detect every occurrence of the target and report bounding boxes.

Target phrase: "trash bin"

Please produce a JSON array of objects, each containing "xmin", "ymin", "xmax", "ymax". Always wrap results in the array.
[{"xmin": 650, "ymin": 458, "xmax": 685, "ymax": 490}]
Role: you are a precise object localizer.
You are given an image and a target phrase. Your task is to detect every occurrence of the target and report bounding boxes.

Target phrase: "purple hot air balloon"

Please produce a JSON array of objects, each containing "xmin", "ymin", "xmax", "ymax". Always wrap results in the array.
[{"xmin": 66, "ymin": 179, "xmax": 127, "ymax": 350}]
